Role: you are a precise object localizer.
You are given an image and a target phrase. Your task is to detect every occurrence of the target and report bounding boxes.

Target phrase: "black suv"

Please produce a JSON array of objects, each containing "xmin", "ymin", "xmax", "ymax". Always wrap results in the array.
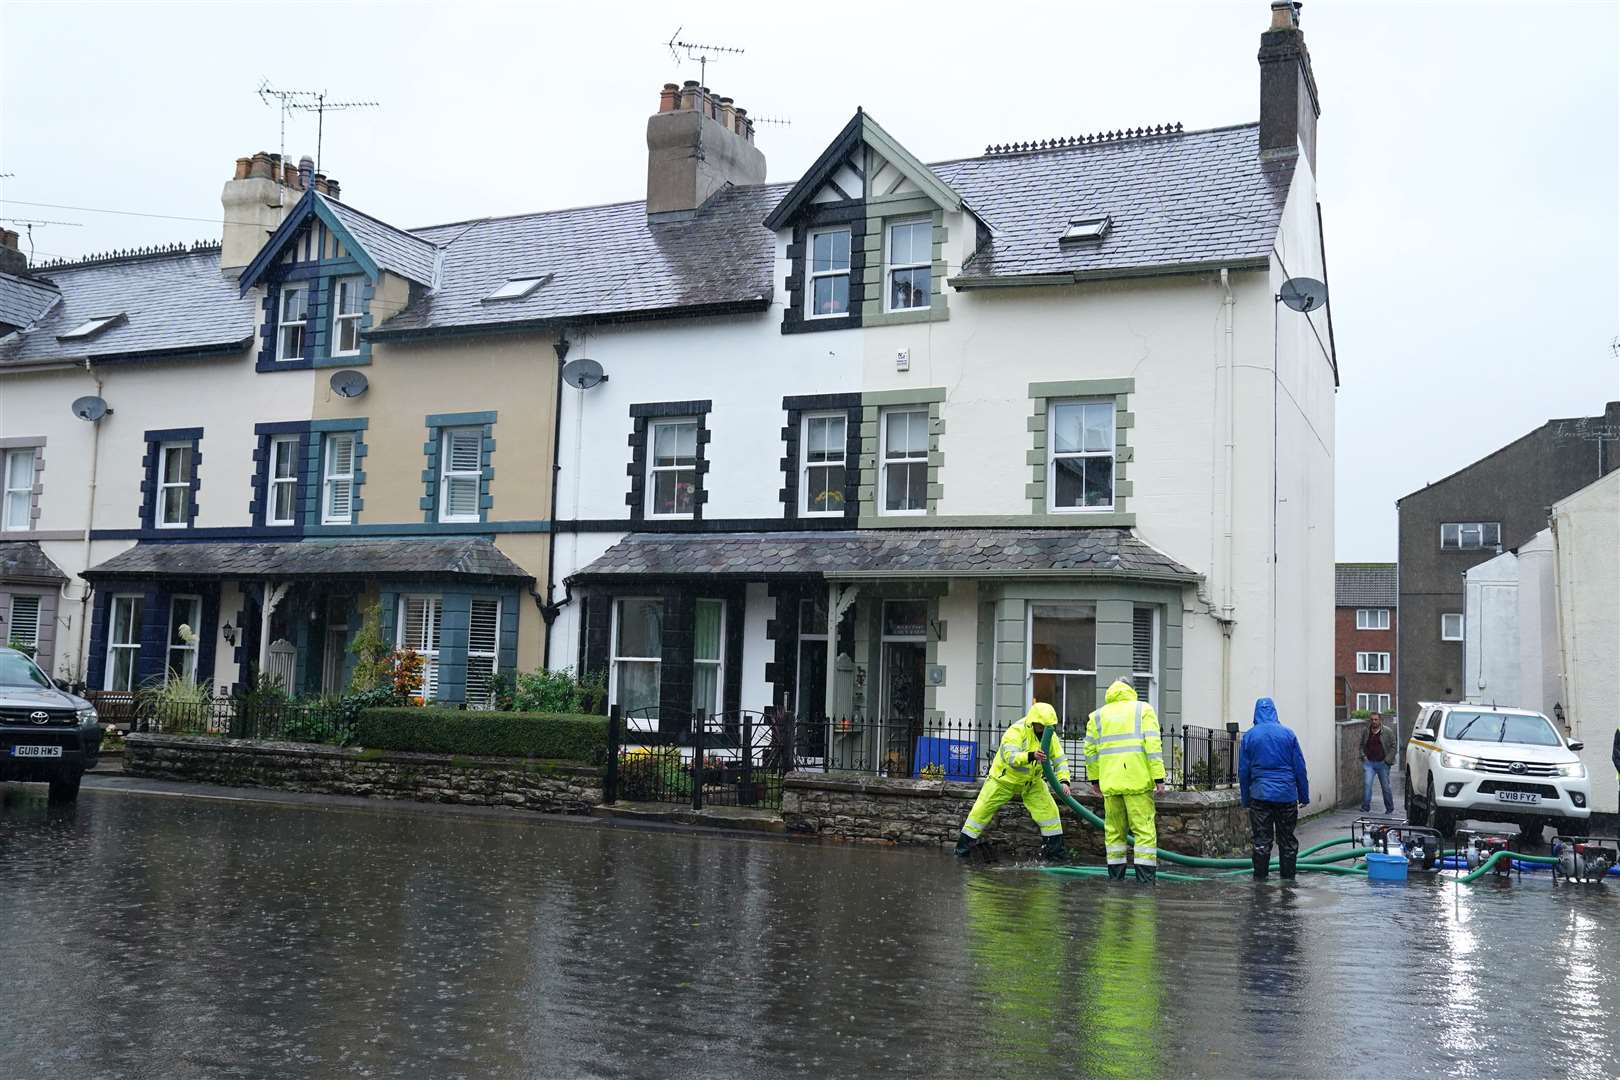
[{"xmin": 0, "ymin": 646, "xmax": 101, "ymax": 803}]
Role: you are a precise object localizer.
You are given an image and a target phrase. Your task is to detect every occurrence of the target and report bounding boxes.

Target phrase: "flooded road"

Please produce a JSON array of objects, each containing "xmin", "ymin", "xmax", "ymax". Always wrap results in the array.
[{"xmin": 1, "ymin": 785, "xmax": 1615, "ymax": 1080}]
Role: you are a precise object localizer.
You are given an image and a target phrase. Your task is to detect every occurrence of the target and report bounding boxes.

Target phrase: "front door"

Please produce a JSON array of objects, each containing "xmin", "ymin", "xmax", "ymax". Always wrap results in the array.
[
  {"xmin": 880, "ymin": 600, "xmax": 927, "ymax": 775},
  {"xmin": 321, "ymin": 596, "xmax": 350, "ymax": 694}
]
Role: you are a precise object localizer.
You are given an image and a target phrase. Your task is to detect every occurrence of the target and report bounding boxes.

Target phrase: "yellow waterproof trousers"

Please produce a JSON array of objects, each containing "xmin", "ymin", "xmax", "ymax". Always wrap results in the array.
[
  {"xmin": 1102, "ymin": 791, "xmax": 1158, "ymax": 866},
  {"xmin": 962, "ymin": 777, "xmax": 1062, "ymax": 840}
]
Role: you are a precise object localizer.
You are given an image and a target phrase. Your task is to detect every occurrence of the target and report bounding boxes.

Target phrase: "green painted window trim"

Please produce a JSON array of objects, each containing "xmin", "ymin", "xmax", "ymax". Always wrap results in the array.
[
  {"xmin": 1027, "ymin": 378, "xmax": 1135, "ymax": 520},
  {"xmin": 859, "ymin": 395, "xmax": 944, "ymax": 519},
  {"xmin": 861, "ymin": 206, "xmax": 949, "ymax": 325}
]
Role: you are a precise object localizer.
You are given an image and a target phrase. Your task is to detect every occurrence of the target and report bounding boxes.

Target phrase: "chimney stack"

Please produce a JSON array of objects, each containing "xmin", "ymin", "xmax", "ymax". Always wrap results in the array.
[
  {"xmin": 1258, "ymin": 0, "xmax": 1320, "ymax": 168},
  {"xmin": 0, "ymin": 228, "xmax": 26, "ymax": 277},
  {"xmin": 646, "ymin": 80, "xmax": 766, "ymax": 218},
  {"xmin": 220, "ymin": 149, "xmax": 305, "ymax": 275}
]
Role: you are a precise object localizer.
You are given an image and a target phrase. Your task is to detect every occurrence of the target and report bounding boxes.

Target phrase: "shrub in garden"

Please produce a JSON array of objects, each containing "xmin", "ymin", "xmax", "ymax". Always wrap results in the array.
[
  {"xmin": 354, "ymin": 707, "xmax": 607, "ymax": 763},
  {"xmin": 512, "ymin": 667, "xmax": 607, "ymax": 715}
]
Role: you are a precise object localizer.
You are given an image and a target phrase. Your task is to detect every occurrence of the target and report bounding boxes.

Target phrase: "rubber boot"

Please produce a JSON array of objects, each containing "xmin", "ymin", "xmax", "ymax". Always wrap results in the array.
[
  {"xmin": 1040, "ymin": 836, "xmax": 1068, "ymax": 863},
  {"xmin": 1279, "ymin": 853, "xmax": 1297, "ymax": 881},
  {"xmin": 1252, "ymin": 853, "xmax": 1269, "ymax": 880},
  {"xmin": 1106, "ymin": 864, "xmax": 1129, "ymax": 881},
  {"xmin": 1135, "ymin": 865, "xmax": 1157, "ymax": 885},
  {"xmin": 954, "ymin": 832, "xmax": 976, "ymax": 858}
]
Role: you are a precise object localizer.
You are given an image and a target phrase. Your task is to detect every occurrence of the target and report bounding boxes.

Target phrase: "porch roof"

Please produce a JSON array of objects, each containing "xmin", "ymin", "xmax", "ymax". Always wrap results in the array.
[
  {"xmin": 568, "ymin": 529, "xmax": 1199, "ymax": 583},
  {"xmin": 81, "ymin": 538, "xmax": 533, "ymax": 583},
  {"xmin": 0, "ymin": 541, "xmax": 68, "ymax": 583}
]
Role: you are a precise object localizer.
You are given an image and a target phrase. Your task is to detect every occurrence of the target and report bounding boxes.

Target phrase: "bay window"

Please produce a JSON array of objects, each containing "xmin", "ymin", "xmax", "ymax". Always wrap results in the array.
[
  {"xmin": 692, "ymin": 599, "xmax": 725, "ymax": 720},
  {"xmin": 166, "ymin": 595, "xmax": 202, "ymax": 682},
  {"xmin": 1027, "ymin": 603, "xmax": 1096, "ymax": 733},
  {"xmin": 397, "ymin": 595, "xmax": 443, "ymax": 701},
  {"xmin": 106, "ymin": 595, "xmax": 143, "ymax": 691},
  {"xmin": 465, "ymin": 598, "xmax": 501, "ymax": 709},
  {"xmin": 613, "ymin": 598, "xmax": 663, "ymax": 728}
]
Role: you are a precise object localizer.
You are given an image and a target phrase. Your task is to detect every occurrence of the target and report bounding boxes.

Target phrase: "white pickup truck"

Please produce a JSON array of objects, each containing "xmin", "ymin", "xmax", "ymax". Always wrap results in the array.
[{"xmin": 1404, "ymin": 702, "xmax": 1592, "ymax": 845}]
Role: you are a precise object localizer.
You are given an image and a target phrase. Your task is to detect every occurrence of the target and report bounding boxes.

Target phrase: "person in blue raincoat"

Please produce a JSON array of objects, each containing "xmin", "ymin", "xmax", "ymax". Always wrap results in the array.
[{"xmin": 1237, "ymin": 697, "xmax": 1310, "ymax": 880}]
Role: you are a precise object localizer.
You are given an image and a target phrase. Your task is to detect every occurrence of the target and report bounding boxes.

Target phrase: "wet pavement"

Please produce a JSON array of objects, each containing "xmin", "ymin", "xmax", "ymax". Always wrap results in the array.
[{"xmin": 1, "ymin": 782, "xmax": 1615, "ymax": 1080}]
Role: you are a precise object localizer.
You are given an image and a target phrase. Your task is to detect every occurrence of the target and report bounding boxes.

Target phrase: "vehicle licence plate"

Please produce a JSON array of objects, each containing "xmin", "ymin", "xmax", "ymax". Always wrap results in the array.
[{"xmin": 1496, "ymin": 790, "xmax": 1540, "ymax": 804}]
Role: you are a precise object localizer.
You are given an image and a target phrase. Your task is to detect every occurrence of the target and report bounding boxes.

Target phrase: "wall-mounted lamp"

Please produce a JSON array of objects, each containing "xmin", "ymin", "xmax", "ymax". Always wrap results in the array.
[
  {"xmin": 1553, "ymin": 701, "xmax": 1565, "ymax": 728},
  {"xmin": 221, "ymin": 622, "xmax": 237, "ymax": 646}
]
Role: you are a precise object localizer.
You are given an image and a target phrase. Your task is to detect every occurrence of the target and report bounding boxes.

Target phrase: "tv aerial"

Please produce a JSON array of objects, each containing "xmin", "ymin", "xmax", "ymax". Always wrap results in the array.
[
  {"xmin": 1278, "ymin": 277, "xmax": 1327, "ymax": 313},
  {"xmin": 71, "ymin": 395, "xmax": 111, "ymax": 422},
  {"xmin": 257, "ymin": 80, "xmax": 379, "ymax": 198},
  {"xmin": 329, "ymin": 369, "xmax": 370, "ymax": 398},
  {"xmin": 664, "ymin": 27, "xmax": 744, "ymax": 87},
  {"xmin": 560, "ymin": 357, "xmax": 608, "ymax": 390}
]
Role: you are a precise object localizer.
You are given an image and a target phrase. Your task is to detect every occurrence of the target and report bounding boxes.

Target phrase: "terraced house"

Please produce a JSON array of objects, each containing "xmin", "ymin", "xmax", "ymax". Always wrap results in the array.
[{"xmin": 0, "ymin": 3, "xmax": 1338, "ymax": 794}]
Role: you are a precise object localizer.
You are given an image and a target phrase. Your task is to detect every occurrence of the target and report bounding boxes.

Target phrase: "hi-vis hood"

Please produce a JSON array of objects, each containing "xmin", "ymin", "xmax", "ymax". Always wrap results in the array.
[
  {"xmin": 1104, "ymin": 680, "xmax": 1138, "ymax": 705},
  {"xmin": 1253, "ymin": 698, "xmax": 1279, "ymax": 726},
  {"xmin": 1024, "ymin": 701, "xmax": 1059, "ymax": 727}
]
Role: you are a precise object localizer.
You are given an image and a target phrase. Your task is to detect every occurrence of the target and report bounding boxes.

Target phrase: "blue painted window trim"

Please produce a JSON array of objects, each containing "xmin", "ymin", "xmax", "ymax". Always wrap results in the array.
[
  {"xmin": 139, "ymin": 427, "xmax": 203, "ymax": 532},
  {"xmin": 85, "ymin": 580, "xmax": 218, "ymax": 690},
  {"xmin": 249, "ymin": 421, "xmax": 312, "ymax": 536},
  {"xmin": 378, "ymin": 585, "xmax": 520, "ymax": 705},
  {"xmin": 253, "ymin": 213, "xmax": 377, "ymax": 374},
  {"xmin": 420, "ymin": 412, "xmax": 497, "ymax": 525},
  {"xmin": 304, "ymin": 418, "xmax": 369, "ymax": 530}
]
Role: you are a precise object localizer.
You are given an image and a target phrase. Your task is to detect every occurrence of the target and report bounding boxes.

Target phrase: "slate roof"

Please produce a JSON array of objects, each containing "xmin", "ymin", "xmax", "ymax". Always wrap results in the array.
[
  {"xmin": 0, "ymin": 271, "xmax": 59, "ymax": 330},
  {"xmin": 569, "ymin": 529, "xmax": 1198, "ymax": 582},
  {"xmin": 372, "ymin": 183, "xmax": 783, "ymax": 338},
  {"xmin": 0, "ymin": 541, "xmax": 68, "ymax": 582},
  {"xmin": 0, "ymin": 249, "xmax": 255, "ymax": 369},
  {"xmin": 1336, "ymin": 563, "xmax": 1397, "ymax": 607},
  {"xmin": 935, "ymin": 124, "xmax": 1294, "ymax": 282},
  {"xmin": 318, "ymin": 194, "xmax": 439, "ymax": 287},
  {"xmin": 82, "ymin": 537, "xmax": 532, "ymax": 582}
]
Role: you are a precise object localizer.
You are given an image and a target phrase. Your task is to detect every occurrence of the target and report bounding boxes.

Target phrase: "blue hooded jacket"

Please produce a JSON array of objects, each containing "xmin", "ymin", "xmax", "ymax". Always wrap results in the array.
[{"xmin": 1238, "ymin": 698, "xmax": 1310, "ymax": 807}]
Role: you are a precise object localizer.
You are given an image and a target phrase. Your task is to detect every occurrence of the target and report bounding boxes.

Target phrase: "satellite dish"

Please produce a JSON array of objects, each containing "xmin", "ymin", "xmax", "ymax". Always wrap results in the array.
[
  {"xmin": 329, "ymin": 370, "xmax": 370, "ymax": 398},
  {"xmin": 1279, "ymin": 277, "xmax": 1327, "ymax": 313},
  {"xmin": 561, "ymin": 357, "xmax": 608, "ymax": 390},
  {"xmin": 71, "ymin": 395, "xmax": 110, "ymax": 422}
]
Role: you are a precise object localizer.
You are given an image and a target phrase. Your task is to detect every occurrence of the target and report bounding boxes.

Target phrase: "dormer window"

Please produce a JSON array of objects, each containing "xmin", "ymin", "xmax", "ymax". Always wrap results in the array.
[
  {"xmin": 483, "ymin": 275, "xmax": 551, "ymax": 302},
  {"xmin": 57, "ymin": 313, "xmax": 125, "ymax": 340},
  {"xmin": 806, "ymin": 228, "xmax": 851, "ymax": 318},
  {"xmin": 1061, "ymin": 215, "xmax": 1112, "ymax": 242},
  {"xmin": 332, "ymin": 277, "xmax": 365, "ymax": 356},
  {"xmin": 277, "ymin": 285, "xmax": 308, "ymax": 361},
  {"xmin": 885, "ymin": 219, "xmax": 932, "ymax": 312}
]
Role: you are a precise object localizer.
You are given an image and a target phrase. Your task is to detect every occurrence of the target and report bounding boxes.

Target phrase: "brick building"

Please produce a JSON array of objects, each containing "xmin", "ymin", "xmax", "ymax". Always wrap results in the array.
[{"xmin": 1335, "ymin": 563, "xmax": 1396, "ymax": 719}]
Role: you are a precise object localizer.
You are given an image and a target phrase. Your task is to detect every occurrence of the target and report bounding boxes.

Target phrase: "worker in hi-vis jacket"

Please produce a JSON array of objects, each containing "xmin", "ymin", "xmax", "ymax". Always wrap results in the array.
[
  {"xmin": 956, "ymin": 702, "xmax": 1071, "ymax": 861},
  {"xmin": 1085, "ymin": 680, "xmax": 1166, "ymax": 882}
]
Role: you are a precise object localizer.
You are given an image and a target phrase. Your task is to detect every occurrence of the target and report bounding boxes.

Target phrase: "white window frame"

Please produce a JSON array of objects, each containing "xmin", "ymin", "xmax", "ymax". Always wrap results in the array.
[
  {"xmin": 438, "ymin": 427, "xmax": 484, "ymax": 524},
  {"xmin": 331, "ymin": 276, "xmax": 365, "ymax": 357},
  {"xmin": 156, "ymin": 440, "xmax": 193, "ymax": 529},
  {"xmin": 267, "ymin": 435, "xmax": 299, "ymax": 527},
  {"xmin": 6, "ymin": 594, "xmax": 41, "ymax": 651},
  {"xmin": 610, "ymin": 597, "xmax": 663, "ymax": 732},
  {"xmin": 1025, "ymin": 602, "xmax": 1098, "ymax": 734},
  {"xmin": 1356, "ymin": 692, "xmax": 1393, "ymax": 713},
  {"xmin": 1356, "ymin": 651, "xmax": 1391, "ymax": 674},
  {"xmin": 396, "ymin": 594, "xmax": 442, "ymax": 702},
  {"xmin": 277, "ymin": 284, "xmax": 308, "ymax": 362},
  {"xmin": 646, "ymin": 418, "xmax": 699, "ymax": 520},
  {"xmin": 1441, "ymin": 613, "xmax": 1464, "ymax": 641},
  {"xmin": 105, "ymin": 594, "xmax": 143, "ymax": 692},
  {"xmin": 801, "ymin": 412, "xmax": 848, "ymax": 517},
  {"xmin": 884, "ymin": 217, "xmax": 932, "ymax": 313},
  {"xmin": 1440, "ymin": 521, "xmax": 1501, "ymax": 551},
  {"xmin": 2, "ymin": 447, "xmax": 35, "ymax": 531},
  {"xmin": 166, "ymin": 594, "xmax": 201, "ymax": 682},
  {"xmin": 806, "ymin": 226, "xmax": 852, "ymax": 319},
  {"xmin": 1131, "ymin": 605, "xmax": 1159, "ymax": 711},
  {"xmin": 465, "ymin": 597, "xmax": 501, "ymax": 709},
  {"xmin": 879, "ymin": 408, "xmax": 928, "ymax": 516},
  {"xmin": 1047, "ymin": 399, "xmax": 1116, "ymax": 513},
  {"xmin": 322, "ymin": 433, "xmax": 357, "ymax": 526},
  {"xmin": 796, "ymin": 596, "xmax": 830, "ymax": 723},
  {"xmin": 692, "ymin": 598, "xmax": 726, "ymax": 726},
  {"xmin": 1355, "ymin": 608, "xmax": 1390, "ymax": 631}
]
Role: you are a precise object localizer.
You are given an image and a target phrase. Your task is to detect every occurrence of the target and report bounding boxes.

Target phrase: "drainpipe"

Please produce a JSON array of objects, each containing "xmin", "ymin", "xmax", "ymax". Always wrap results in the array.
[
  {"xmin": 73, "ymin": 360, "xmax": 104, "ymax": 685},
  {"xmin": 1218, "ymin": 269, "xmax": 1238, "ymax": 731},
  {"xmin": 539, "ymin": 334, "xmax": 570, "ymax": 653}
]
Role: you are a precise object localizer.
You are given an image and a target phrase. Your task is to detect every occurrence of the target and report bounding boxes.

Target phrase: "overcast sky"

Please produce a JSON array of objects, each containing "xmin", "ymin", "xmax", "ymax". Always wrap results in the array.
[{"xmin": 2, "ymin": 0, "xmax": 1615, "ymax": 560}]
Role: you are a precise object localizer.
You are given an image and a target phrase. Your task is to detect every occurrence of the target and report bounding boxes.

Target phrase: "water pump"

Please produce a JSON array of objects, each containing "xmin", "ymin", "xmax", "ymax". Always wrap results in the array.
[
  {"xmin": 1460, "ymin": 832, "xmax": 1515, "ymax": 877},
  {"xmin": 1551, "ymin": 836, "xmax": 1618, "ymax": 884},
  {"xmin": 1352, "ymin": 817, "xmax": 1441, "ymax": 871}
]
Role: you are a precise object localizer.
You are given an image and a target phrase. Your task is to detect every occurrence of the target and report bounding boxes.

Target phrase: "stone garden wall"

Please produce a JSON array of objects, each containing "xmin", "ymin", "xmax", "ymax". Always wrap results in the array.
[
  {"xmin": 126, "ymin": 733, "xmax": 602, "ymax": 814},
  {"xmin": 781, "ymin": 772, "xmax": 1247, "ymax": 858}
]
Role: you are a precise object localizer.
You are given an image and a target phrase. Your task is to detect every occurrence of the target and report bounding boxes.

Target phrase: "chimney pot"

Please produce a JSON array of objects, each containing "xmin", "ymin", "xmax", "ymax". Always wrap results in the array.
[
  {"xmin": 327, "ymin": 177, "xmax": 341, "ymax": 200},
  {"xmin": 719, "ymin": 96, "xmax": 736, "ymax": 132},
  {"xmin": 298, "ymin": 156, "xmax": 315, "ymax": 192},
  {"xmin": 313, "ymin": 171, "xmax": 328, "ymax": 196},
  {"xmin": 660, "ymin": 82, "xmax": 681, "ymax": 112},
  {"xmin": 234, "ymin": 157, "xmax": 252, "ymax": 181},
  {"xmin": 250, "ymin": 151, "xmax": 275, "ymax": 180},
  {"xmin": 1271, "ymin": 0, "xmax": 1299, "ymax": 29},
  {"xmin": 680, "ymin": 80, "xmax": 701, "ymax": 111},
  {"xmin": 646, "ymin": 83, "xmax": 767, "ymax": 216}
]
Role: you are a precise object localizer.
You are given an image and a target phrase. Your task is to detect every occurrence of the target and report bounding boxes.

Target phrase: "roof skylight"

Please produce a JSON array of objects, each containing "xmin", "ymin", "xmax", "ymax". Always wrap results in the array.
[
  {"xmin": 57, "ymin": 313, "xmax": 126, "ymax": 340},
  {"xmin": 483, "ymin": 274, "xmax": 552, "ymax": 302},
  {"xmin": 1060, "ymin": 216, "xmax": 1112, "ymax": 243}
]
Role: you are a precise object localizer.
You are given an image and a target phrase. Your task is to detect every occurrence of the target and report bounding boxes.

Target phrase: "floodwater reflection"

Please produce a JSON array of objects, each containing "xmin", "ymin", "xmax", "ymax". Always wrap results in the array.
[{"xmin": 0, "ymin": 787, "xmax": 1615, "ymax": 1079}]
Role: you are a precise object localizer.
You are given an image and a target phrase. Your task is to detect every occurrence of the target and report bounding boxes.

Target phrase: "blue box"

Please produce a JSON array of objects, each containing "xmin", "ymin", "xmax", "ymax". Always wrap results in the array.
[
  {"xmin": 1365, "ymin": 852, "xmax": 1409, "ymax": 882},
  {"xmin": 914, "ymin": 737, "xmax": 978, "ymax": 782}
]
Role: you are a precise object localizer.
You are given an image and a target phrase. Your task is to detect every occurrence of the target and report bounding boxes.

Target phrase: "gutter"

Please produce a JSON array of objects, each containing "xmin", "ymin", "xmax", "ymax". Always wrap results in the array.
[
  {"xmin": 364, "ymin": 297, "xmax": 772, "ymax": 345},
  {"xmin": 949, "ymin": 257, "xmax": 1269, "ymax": 290},
  {"xmin": 0, "ymin": 337, "xmax": 254, "ymax": 375}
]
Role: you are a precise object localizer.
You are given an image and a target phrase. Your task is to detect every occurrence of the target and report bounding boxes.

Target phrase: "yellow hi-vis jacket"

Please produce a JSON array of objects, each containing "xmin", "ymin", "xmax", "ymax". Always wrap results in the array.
[
  {"xmin": 988, "ymin": 703, "xmax": 1071, "ymax": 788},
  {"xmin": 1084, "ymin": 681, "xmax": 1166, "ymax": 795}
]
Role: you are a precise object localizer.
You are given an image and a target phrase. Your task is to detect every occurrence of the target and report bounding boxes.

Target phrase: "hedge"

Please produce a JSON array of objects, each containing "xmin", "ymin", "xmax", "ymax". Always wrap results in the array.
[{"xmin": 354, "ymin": 708, "xmax": 608, "ymax": 763}]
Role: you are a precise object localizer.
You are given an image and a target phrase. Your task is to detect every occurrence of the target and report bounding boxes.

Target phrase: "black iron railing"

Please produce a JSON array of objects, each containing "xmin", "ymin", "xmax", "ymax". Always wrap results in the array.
[
  {"xmin": 134, "ymin": 696, "xmax": 352, "ymax": 745},
  {"xmin": 607, "ymin": 707, "xmax": 796, "ymax": 810}
]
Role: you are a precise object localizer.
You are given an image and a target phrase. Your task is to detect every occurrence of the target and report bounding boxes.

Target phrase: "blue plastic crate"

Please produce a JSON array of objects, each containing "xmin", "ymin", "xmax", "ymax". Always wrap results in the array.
[
  {"xmin": 914, "ymin": 736, "xmax": 978, "ymax": 782},
  {"xmin": 1365, "ymin": 852, "xmax": 1409, "ymax": 882}
]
